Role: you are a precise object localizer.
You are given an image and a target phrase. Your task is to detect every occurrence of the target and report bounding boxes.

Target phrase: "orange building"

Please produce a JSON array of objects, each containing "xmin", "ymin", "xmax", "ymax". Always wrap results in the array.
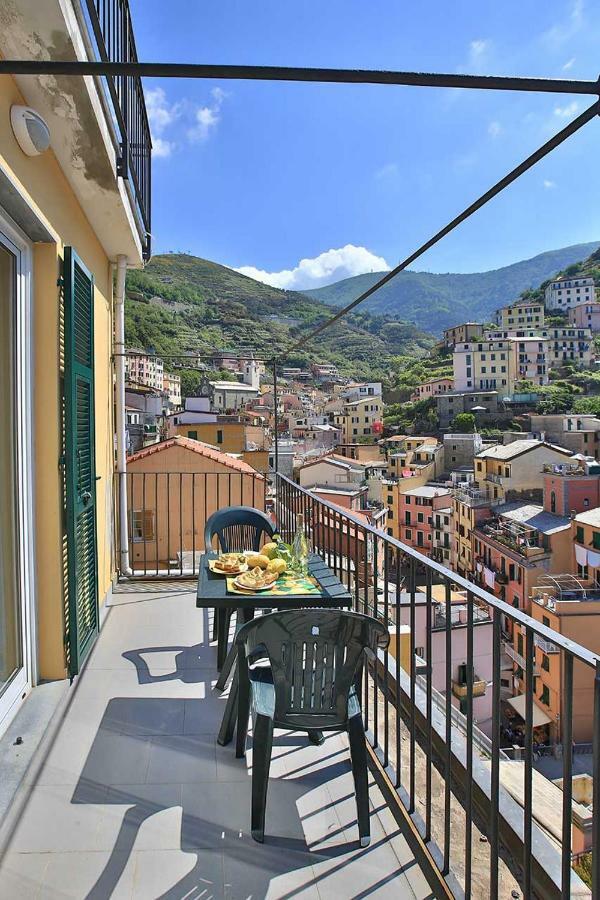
[{"xmin": 126, "ymin": 436, "xmax": 266, "ymax": 572}]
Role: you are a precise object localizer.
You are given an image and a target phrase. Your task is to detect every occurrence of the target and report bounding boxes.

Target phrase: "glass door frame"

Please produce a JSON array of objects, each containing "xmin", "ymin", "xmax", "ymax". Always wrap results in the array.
[{"xmin": 0, "ymin": 208, "xmax": 35, "ymax": 736}]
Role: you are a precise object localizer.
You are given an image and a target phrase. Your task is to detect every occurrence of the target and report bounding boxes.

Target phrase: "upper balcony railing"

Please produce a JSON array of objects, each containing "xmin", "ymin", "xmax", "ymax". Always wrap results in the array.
[
  {"xmin": 83, "ymin": 0, "xmax": 151, "ymax": 257},
  {"xmin": 271, "ymin": 472, "xmax": 600, "ymax": 899}
]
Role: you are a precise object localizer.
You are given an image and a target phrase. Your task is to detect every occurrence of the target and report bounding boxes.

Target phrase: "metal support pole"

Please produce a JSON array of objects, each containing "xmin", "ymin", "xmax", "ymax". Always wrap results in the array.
[{"xmin": 273, "ymin": 361, "xmax": 279, "ymax": 476}]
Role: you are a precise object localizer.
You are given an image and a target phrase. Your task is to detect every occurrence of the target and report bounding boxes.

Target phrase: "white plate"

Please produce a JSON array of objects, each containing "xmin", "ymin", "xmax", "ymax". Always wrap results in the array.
[{"xmin": 233, "ymin": 575, "xmax": 276, "ymax": 592}]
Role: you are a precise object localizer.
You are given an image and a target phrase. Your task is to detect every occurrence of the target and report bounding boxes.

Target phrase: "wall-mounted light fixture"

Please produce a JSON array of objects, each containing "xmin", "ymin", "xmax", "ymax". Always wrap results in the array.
[{"xmin": 10, "ymin": 105, "xmax": 51, "ymax": 156}]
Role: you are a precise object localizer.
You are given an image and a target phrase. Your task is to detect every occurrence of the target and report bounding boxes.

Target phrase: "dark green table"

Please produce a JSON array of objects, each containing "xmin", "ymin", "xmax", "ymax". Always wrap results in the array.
[{"xmin": 196, "ymin": 551, "xmax": 352, "ymax": 745}]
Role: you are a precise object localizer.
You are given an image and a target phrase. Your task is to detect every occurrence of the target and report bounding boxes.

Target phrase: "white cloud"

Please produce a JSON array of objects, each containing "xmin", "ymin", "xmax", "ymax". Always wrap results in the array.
[
  {"xmin": 188, "ymin": 87, "xmax": 228, "ymax": 143},
  {"xmin": 488, "ymin": 120, "xmax": 502, "ymax": 138},
  {"xmin": 562, "ymin": 56, "xmax": 576, "ymax": 70},
  {"xmin": 554, "ymin": 100, "xmax": 580, "ymax": 118},
  {"xmin": 153, "ymin": 137, "xmax": 176, "ymax": 158},
  {"xmin": 235, "ymin": 245, "xmax": 391, "ymax": 291},
  {"xmin": 469, "ymin": 38, "xmax": 490, "ymax": 61},
  {"xmin": 542, "ymin": 0, "xmax": 584, "ymax": 47},
  {"xmin": 543, "ymin": 179, "xmax": 557, "ymax": 189},
  {"xmin": 374, "ymin": 162, "xmax": 399, "ymax": 180},
  {"xmin": 146, "ymin": 87, "xmax": 182, "ymax": 158}
]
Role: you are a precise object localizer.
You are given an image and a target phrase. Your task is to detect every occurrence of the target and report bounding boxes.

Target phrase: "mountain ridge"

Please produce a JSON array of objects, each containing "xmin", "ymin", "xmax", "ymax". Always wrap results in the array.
[
  {"xmin": 124, "ymin": 253, "xmax": 435, "ymax": 385},
  {"xmin": 303, "ymin": 241, "xmax": 600, "ymax": 333}
]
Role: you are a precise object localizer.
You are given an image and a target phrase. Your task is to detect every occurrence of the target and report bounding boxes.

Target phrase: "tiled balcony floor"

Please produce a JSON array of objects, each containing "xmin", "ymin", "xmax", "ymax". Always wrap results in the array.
[{"xmin": 0, "ymin": 583, "xmax": 433, "ymax": 899}]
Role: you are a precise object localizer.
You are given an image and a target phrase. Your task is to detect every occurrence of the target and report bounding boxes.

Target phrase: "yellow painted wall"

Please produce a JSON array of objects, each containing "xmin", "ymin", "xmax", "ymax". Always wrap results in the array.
[{"xmin": 0, "ymin": 73, "xmax": 116, "ymax": 678}]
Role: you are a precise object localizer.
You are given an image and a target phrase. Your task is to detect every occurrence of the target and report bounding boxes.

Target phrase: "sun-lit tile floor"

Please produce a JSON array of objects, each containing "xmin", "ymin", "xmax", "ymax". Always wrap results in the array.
[{"xmin": 0, "ymin": 583, "xmax": 433, "ymax": 899}]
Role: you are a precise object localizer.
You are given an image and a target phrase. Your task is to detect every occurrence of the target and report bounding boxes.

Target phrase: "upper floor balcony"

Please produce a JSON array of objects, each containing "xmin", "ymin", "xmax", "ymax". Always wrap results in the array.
[{"xmin": 0, "ymin": 0, "xmax": 151, "ymax": 261}]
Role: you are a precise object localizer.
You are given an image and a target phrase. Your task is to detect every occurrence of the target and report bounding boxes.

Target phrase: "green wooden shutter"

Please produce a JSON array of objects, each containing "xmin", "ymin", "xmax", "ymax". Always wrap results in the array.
[{"xmin": 64, "ymin": 247, "xmax": 99, "ymax": 676}]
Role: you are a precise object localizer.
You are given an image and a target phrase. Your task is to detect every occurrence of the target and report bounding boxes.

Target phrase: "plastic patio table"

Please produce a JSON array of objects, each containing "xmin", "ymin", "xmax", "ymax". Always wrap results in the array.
[{"xmin": 196, "ymin": 550, "xmax": 352, "ymax": 746}]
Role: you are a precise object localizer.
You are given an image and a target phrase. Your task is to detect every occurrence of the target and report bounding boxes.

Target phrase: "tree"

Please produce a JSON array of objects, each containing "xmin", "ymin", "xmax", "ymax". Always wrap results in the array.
[{"xmin": 451, "ymin": 412, "xmax": 476, "ymax": 433}]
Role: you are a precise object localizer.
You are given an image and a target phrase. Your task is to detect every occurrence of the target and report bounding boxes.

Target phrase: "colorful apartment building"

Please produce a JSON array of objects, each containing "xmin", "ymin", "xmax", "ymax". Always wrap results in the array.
[
  {"xmin": 451, "ymin": 485, "xmax": 493, "ymax": 577},
  {"xmin": 163, "ymin": 372, "xmax": 182, "ymax": 408},
  {"xmin": 125, "ymin": 350, "xmax": 164, "ymax": 391},
  {"xmin": 494, "ymin": 299, "xmax": 545, "ymax": 330},
  {"xmin": 516, "ymin": 581, "xmax": 600, "ymax": 742},
  {"xmin": 568, "ymin": 301, "xmax": 600, "ymax": 332},
  {"xmin": 573, "ymin": 508, "xmax": 600, "ymax": 582},
  {"xmin": 453, "ymin": 337, "xmax": 549, "ymax": 394},
  {"xmin": 474, "ymin": 440, "xmax": 574, "ymax": 502},
  {"xmin": 410, "ymin": 377, "xmax": 454, "ymax": 402},
  {"xmin": 442, "ymin": 322, "xmax": 485, "ymax": 347},
  {"xmin": 332, "ymin": 396, "xmax": 383, "ymax": 442},
  {"xmin": 544, "ymin": 275, "xmax": 596, "ymax": 311},
  {"xmin": 529, "ymin": 414, "xmax": 600, "ymax": 457},
  {"xmin": 391, "ymin": 486, "xmax": 451, "ymax": 551},
  {"xmin": 472, "ymin": 502, "xmax": 571, "ymax": 613},
  {"xmin": 436, "ymin": 389, "xmax": 502, "ymax": 430},
  {"xmin": 542, "ymin": 461, "xmax": 600, "ymax": 514}
]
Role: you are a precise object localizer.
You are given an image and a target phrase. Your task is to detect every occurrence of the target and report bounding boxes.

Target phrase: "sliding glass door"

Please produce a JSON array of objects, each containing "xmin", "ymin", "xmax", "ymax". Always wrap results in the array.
[{"xmin": 0, "ymin": 223, "xmax": 31, "ymax": 732}]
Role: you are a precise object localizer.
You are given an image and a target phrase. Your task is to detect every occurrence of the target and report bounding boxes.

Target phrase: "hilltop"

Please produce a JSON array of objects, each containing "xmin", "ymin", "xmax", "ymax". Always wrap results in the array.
[
  {"xmin": 304, "ymin": 242, "xmax": 600, "ymax": 333},
  {"xmin": 124, "ymin": 254, "xmax": 435, "ymax": 383}
]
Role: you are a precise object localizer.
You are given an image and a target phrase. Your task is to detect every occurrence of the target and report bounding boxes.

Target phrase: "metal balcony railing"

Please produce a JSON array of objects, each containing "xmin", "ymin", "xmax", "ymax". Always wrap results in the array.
[
  {"xmin": 116, "ymin": 471, "xmax": 267, "ymax": 576},
  {"xmin": 273, "ymin": 472, "xmax": 600, "ymax": 899},
  {"xmin": 83, "ymin": 0, "xmax": 152, "ymax": 257}
]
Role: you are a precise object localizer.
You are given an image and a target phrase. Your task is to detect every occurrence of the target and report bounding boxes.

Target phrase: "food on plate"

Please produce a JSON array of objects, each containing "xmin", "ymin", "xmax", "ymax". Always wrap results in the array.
[
  {"xmin": 267, "ymin": 558, "xmax": 287, "ymax": 576},
  {"xmin": 236, "ymin": 566, "xmax": 278, "ymax": 589},
  {"xmin": 213, "ymin": 553, "xmax": 247, "ymax": 573},
  {"xmin": 245, "ymin": 553, "xmax": 270, "ymax": 569}
]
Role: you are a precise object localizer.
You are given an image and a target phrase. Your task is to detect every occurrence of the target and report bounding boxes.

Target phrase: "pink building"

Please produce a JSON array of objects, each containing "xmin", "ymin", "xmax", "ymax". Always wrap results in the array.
[
  {"xmin": 397, "ymin": 486, "xmax": 451, "ymax": 553},
  {"xmin": 543, "ymin": 466, "xmax": 600, "ymax": 516},
  {"xmin": 568, "ymin": 302, "xmax": 600, "ymax": 333},
  {"xmin": 410, "ymin": 377, "xmax": 453, "ymax": 402},
  {"xmin": 393, "ymin": 590, "xmax": 494, "ymax": 734}
]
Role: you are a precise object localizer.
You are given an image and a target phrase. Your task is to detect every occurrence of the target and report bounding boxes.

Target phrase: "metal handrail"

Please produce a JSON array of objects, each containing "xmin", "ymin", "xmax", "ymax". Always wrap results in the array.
[
  {"xmin": 275, "ymin": 472, "xmax": 599, "ymax": 668},
  {"xmin": 83, "ymin": 0, "xmax": 151, "ymax": 257}
]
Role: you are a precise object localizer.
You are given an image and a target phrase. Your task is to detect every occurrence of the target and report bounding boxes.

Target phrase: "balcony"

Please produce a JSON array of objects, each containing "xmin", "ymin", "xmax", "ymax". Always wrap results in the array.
[
  {"xmin": 2, "ymin": 472, "xmax": 595, "ymax": 898},
  {"xmin": 485, "ymin": 472, "xmax": 504, "ymax": 485},
  {"xmin": 452, "ymin": 677, "xmax": 487, "ymax": 699}
]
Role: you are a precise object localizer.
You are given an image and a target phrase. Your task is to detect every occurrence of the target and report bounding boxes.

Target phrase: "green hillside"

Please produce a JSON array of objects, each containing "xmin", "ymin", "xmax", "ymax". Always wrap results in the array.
[
  {"xmin": 305, "ymin": 242, "xmax": 600, "ymax": 333},
  {"xmin": 124, "ymin": 253, "xmax": 435, "ymax": 385}
]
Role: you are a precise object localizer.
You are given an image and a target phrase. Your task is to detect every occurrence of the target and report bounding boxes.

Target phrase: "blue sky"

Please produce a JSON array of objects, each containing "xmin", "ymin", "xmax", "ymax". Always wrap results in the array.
[{"xmin": 131, "ymin": 0, "xmax": 600, "ymax": 289}]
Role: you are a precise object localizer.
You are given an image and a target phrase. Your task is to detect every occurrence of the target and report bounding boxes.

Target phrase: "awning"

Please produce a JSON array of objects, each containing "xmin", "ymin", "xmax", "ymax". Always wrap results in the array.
[{"xmin": 507, "ymin": 694, "xmax": 552, "ymax": 728}]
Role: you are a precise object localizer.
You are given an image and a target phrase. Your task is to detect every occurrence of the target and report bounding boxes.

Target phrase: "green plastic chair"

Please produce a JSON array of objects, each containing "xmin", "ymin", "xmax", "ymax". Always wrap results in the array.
[
  {"xmin": 235, "ymin": 608, "xmax": 389, "ymax": 845},
  {"xmin": 204, "ymin": 506, "xmax": 275, "ymax": 669}
]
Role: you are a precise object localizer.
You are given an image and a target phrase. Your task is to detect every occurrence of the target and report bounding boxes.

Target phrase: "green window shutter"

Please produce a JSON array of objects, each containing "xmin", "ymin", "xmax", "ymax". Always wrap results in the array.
[{"xmin": 64, "ymin": 247, "xmax": 99, "ymax": 676}]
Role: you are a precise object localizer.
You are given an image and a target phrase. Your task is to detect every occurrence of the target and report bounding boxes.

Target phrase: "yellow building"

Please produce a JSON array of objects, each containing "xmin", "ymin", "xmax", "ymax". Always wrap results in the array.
[
  {"xmin": 474, "ymin": 440, "xmax": 573, "ymax": 502},
  {"xmin": 0, "ymin": 1, "xmax": 150, "ymax": 731},
  {"xmin": 168, "ymin": 420, "xmax": 270, "ymax": 473},
  {"xmin": 450, "ymin": 486, "xmax": 493, "ymax": 577},
  {"xmin": 494, "ymin": 300, "xmax": 545, "ymax": 330},
  {"xmin": 333, "ymin": 396, "xmax": 383, "ymax": 442}
]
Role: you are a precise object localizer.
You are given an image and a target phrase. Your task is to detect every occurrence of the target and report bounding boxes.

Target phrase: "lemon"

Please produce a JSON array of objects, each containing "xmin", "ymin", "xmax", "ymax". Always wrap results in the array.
[
  {"xmin": 262, "ymin": 542, "xmax": 279, "ymax": 560},
  {"xmin": 246, "ymin": 553, "xmax": 269, "ymax": 569},
  {"xmin": 267, "ymin": 558, "xmax": 287, "ymax": 576}
]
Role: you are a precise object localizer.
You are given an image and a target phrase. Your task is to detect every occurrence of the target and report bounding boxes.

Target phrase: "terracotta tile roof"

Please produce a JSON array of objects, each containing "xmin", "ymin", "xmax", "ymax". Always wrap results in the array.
[{"xmin": 127, "ymin": 436, "xmax": 264, "ymax": 478}]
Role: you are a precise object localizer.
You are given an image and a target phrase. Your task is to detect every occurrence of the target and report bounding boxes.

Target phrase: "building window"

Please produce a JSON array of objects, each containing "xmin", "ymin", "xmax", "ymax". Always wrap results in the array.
[
  {"xmin": 576, "ymin": 526, "xmax": 584, "ymax": 543},
  {"xmin": 188, "ymin": 430, "xmax": 198, "ymax": 440},
  {"xmin": 550, "ymin": 491, "xmax": 556, "ymax": 513},
  {"xmin": 541, "ymin": 654, "xmax": 550, "ymax": 672},
  {"xmin": 540, "ymin": 685, "xmax": 550, "ymax": 706},
  {"xmin": 216, "ymin": 429, "xmax": 224, "ymax": 444},
  {"xmin": 132, "ymin": 509, "xmax": 155, "ymax": 542},
  {"xmin": 405, "ymin": 529, "xmax": 412, "ymax": 540}
]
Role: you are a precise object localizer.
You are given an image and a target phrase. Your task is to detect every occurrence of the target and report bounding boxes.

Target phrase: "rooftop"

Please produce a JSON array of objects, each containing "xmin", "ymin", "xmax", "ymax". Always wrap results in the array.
[
  {"xmin": 477, "ymin": 440, "xmax": 571, "ymax": 461},
  {"xmin": 574, "ymin": 507, "xmax": 600, "ymax": 527},
  {"xmin": 128, "ymin": 436, "xmax": 264, "ymax": 477},
  {"xmin": 496, "ymin": 502, "xmax": 571, "ymax": 535},
  {"xmin": 402, "ymin": 486, "xmax": 451, "ymax": 499}
]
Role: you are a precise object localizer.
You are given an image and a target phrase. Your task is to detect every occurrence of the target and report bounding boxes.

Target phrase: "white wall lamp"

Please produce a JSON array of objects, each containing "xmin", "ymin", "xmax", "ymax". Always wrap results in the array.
[{"xmin": 10, "ymin": 105, "xmax": 51, "ymax": 156}]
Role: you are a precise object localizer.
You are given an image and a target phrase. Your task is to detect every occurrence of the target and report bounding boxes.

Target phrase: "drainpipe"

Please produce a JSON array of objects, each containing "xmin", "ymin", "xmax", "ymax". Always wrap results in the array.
[{"xmin": 114, "ymin": 254, "xmax": 132, "ymax": 576}]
